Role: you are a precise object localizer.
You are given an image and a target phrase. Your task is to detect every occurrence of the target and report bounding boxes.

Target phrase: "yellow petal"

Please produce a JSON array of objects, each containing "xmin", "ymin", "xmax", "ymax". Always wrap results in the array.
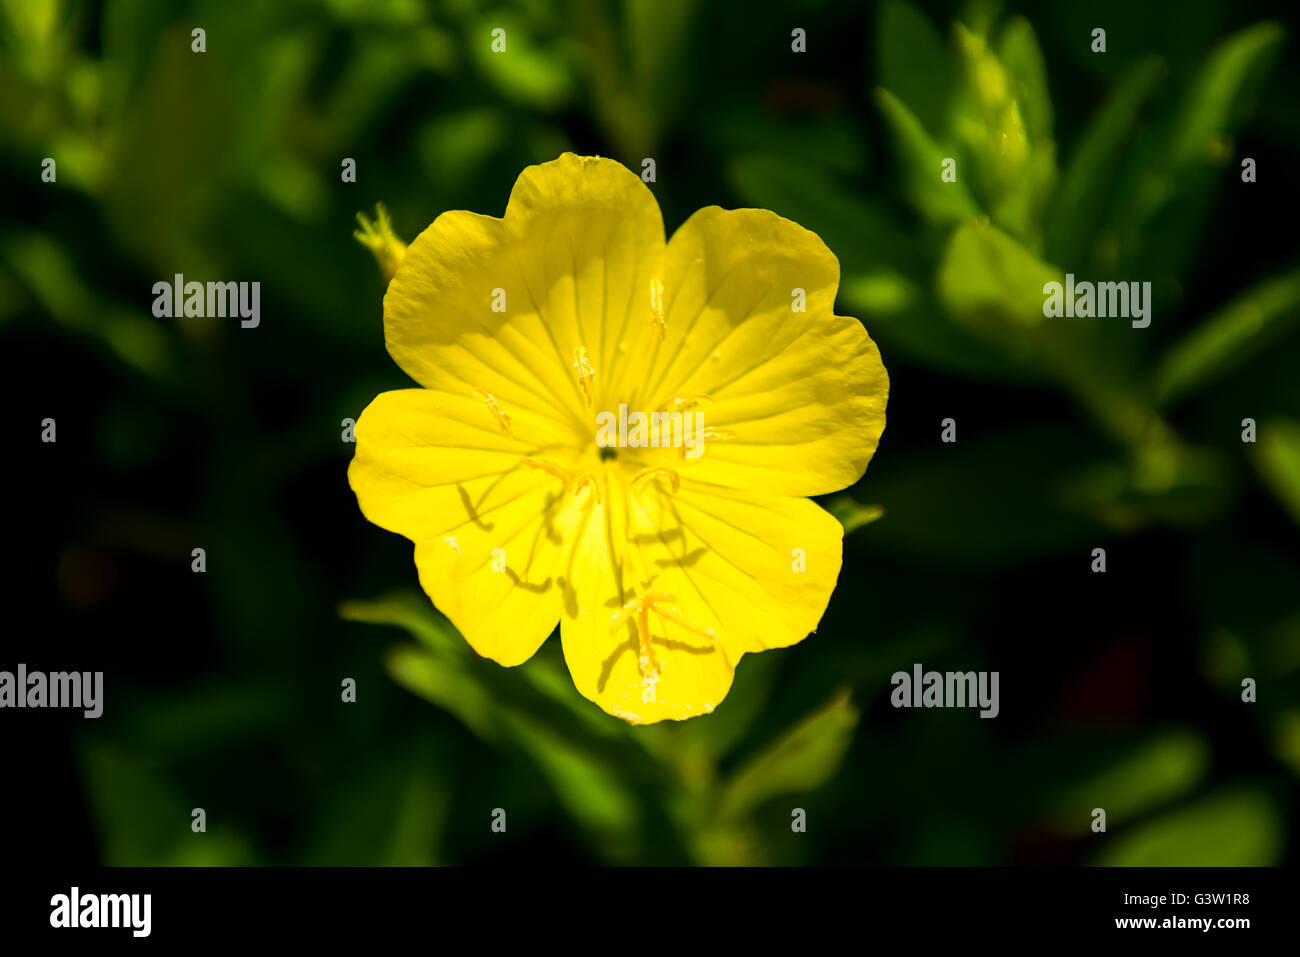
[
  {"xmin": 560, "ymin": 481, "xmax": 735, "ymax": 723},
  {"xmin": 349, "ymin": 388, "xmax": 587, "ymax": 665},
  {"xmin": 631, "ymin": 479, "xmax": 845, "ymax": 661},
  {"xmin": 635, "ymin": 207, "xmax": 888, "ymax": 496},
  {"xmin": 559, "ymin": 476, "xmax": 843, "ymax": 723},
  {"xmin": 383, "ymin": 153, "xmax": 665, "ymax": 434}
]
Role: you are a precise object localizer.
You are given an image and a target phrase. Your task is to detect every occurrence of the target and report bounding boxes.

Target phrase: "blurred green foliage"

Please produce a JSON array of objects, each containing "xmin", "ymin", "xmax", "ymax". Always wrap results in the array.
[{"xmin": 3, "ymin": 0, "xmax": 1298, "ymax": 865}]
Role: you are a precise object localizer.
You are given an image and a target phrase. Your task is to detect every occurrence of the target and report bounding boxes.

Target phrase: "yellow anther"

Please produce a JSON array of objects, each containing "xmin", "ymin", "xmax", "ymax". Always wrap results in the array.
[
  {"xmin": 609, "ymin": 590, "xmax": 718, "ymax": 681},
  {"xmin": 630, "ymin": 466, "xmax": 680, "ymax": 494},
  {"xmin": 648, "ymin": 598, "xmax": 719, "ymax": 643},
  {"xmin": 572, "ymin": 346, "xmax": 595, "ymax": 407},
  {"xmin": 655, "ymin": 393, "xmax": 714, "ymax": 413},
  {"xmin": 650, "ymin": 278, "xmax": 665, "ymax": 340},
  {"xmin": 522, "ymin": 457, "xmax": 571, "ymax": 491},
  {"xmin": 681, "ymin": 426, "xmax": 734, "ymax": 459},
  {"xmin": 573, "ymin": 474, "xmax": 603, "ymax": 505},
  {"xmin": 474, "ymin": 388, "xmax": 512, "ymax": 435}
]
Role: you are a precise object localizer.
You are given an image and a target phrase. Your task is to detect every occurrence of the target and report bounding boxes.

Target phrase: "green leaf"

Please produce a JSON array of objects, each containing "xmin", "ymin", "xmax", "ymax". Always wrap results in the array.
[
  {"xmin": 1046, "ymin": 57, "xmax": 1164, "ymax": 266},
  {"xmin": 936, "ymin": 219, "xmax": 1059, "ymax": 334},
  {"xmin": 1155, "ymin": 268, "xmax": 1300, "ymax": 406},
  {"xmin": 937, "ymin": 220, "xmax": 1162, "ymax": 447},
  {"xmin": 469, "ymin": 14, "xmax": 574, "ymax": 111},
  {"xmin": 875, "ymin": 87, "xmax": 982, "ymax": 227},
  {"xmin": 1253, "ymin": 420, "xmax": 1300, "ymax": 529},
  {"xmin": 80, "ymin": 744, "xmax": 252, "ymax": 866},
  {"xmin": 876, "ymin": 0, "xmax": 952, "ymax": 137},
  {"xmin": 384, "ymin": 643, "xmax": 497, "ymax": 738},
  {"xmin": 1107, "ymin": 22, "xmax": 1284, "ymax": 275},
  {"xmin": 346, "ymin": 592, "xmax": 656, "ymax": 857},
  {"xmin": 1060, "ymin": 443, "xmax": 1233, "ymax": 531},
  {"xmin": 0, "ymin": 232, "xmax": 179, "ymax": 386},
  {"xmin": 726, "ymin": 152, "xmax": 1031, "ymax": 382},
  {"xmin": 839, "ymin": 272, "xmax": 1041, "ymax": 383},
  {"xmin": 1166, "ymin": 22, "xmax": 1285, "ymax": 169},
  {"xmin": 726, "ymin": 152, "xmax": 918, "ymax": 278},
  {"xmin": 574, "ymin": 0, "xmax": 701, "ymax": 159},
  {"xmin": 1046, "ymin": 730, "xmax": 1208, "ymax": 834},
  {"xmin": 717, "ymin": 690, "xmax": 858, "ymax": 821},
  {"xmin": 996, "ymin": 17, "xmax": 1052, "ymax": 144},
  {"xmin": 988, "ymin": 143, "xmax": 1057, "ymax": 245},
  {"xmin": 951, "ymin": 23, "xmax": 1038, "ymax": 228},
  {"xmin": 307, "ymin": 745, "xmax": 447, "ymax": 866},
  {"xmin": 340, "ymin": 591, "xmax": 466, "ymax": 658},
  {"xmin": 825, "ymin": 496, "xmax": 884, "ymax": 534},
  {"xmin": 384, "ymin": 643, "xmax": 644, "ymax": 856},
  {"xmin": 346, "ymin": 591, "xmax": 629, "ymax": 741},
  {"xmin": 1092, "ymin": 786, "xmax": 1283, "ymax": 866}
]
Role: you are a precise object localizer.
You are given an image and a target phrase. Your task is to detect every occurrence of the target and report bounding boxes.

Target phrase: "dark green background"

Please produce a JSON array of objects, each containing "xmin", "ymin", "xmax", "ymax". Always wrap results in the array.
[{"xmin": 3, "ymin": 0, "xmax": 1298, "ymax": 865}]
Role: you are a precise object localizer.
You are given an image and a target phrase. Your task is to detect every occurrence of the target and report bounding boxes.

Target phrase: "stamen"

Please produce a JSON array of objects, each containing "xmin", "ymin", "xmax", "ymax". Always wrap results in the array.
[
  {"xmin": 650, "ymin": 278, "xmax": 666, "ymax": 340},
  {"xmin": 655, "ymin": 393, "xmax": 714, "ymax": 413},
  {"xmin": 572, "ymin": 346, "xmax": 595, "ymax": 407},
  {"xmin": 630, "ymin": 466, "xmax": 680, "ymax": 494},
  {"xmin": 522, "ymin": 457, "xmax": 571, "ymax": 491},
  {"xmin": 608, "ymin": 590, "xmax": 719, "ymax": 682},
  {"xmin": 474, "ymin": 388, "xmax": 512, "ymax": 435},
  {"xmin": 572, "ymin": 474, "xmax": 603, "ymax": 505},
  {"xmin": 649, "ymin": 599, "xmax": 718, "ymax": 642},
  {"xmin": 681, "ymin": 426, "xmax": 735, "ymax": 459}
]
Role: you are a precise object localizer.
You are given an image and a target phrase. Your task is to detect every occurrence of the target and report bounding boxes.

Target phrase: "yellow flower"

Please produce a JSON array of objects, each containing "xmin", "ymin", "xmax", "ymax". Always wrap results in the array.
[{"xmin": 349, "ymin": 153, "xmax": 888, "ymax": 724}]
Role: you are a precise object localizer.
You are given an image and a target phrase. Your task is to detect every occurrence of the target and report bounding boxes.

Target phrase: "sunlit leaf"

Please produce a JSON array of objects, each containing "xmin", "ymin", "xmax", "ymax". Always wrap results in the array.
[
  {"xmin": 1092, "ymin": 786, "xmax": 1283, "ymax": 866},
  {"xmin": 717, "ymin": 689, "xmax": 858, "ymax": 821},
  {"xmin": 469, "ymin": 14, "xmax": 574, "ymax": 111},
  {"xmin": 875, "ymin": 87, "xmax": 982, "ymax": 227},
  {"xmin": 1166, "ymin": 22, "xmax": 1284, "ymax": 169},
  {"xmin": 937, "ymin": 219, "xmax": 1058, "ymax": 333},
  {"xmin": 996, "ymin": 17, "xmax": 1052, "ymax": 144}
]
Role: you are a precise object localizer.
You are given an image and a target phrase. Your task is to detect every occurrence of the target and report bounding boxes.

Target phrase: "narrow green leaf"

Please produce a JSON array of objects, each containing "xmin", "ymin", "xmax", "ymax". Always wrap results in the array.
[
  {"xmin": 825, "ymin": 496, "xmax": 884, "ymax": 534},
  {"xmin": 1167, "ymin": 22, "xmax": 1285, "ymax": 169},
  {"xmin": 1155, "ymin": 268, "xmax": 1300, "ymax": 406},
  {"xmin": 997, "ymin": 16, "xmax": 1052, "ymax": 144},
  {"xmin": 875, "ymin": 87, "xmax": 982, "ymax": 226},
  {"xmin": 876, "ymin": 0, "xmax": 952, "ymax": 136},
  {"xmin": 1047, "ymin": 57, "xmax": 1164, "ymax": 266},
  {"xmin": 726, "ymin": 152, "xmax": 919, "ymax": 277},
  {"xmin": 384, "ymin": 645, "xmax": 643, "ymax": 855},
  {"xmin": 1254, "ymin": 420, "xmax": 1300, "ymax": 529},
  {"xmin": 339, "ymin": 591, "xmax": 465, "ymax": 658},
  {"xmin": 717, "ymin": 690, "xmax": 858, "ymax": 821},
  {"xmin": 1046, "ymin": 730, "xmax": 1208, "ymax": 834},
  {"xmin": 1107, "ymin": 23, "xmax": 1284, "ymax": 273}
]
